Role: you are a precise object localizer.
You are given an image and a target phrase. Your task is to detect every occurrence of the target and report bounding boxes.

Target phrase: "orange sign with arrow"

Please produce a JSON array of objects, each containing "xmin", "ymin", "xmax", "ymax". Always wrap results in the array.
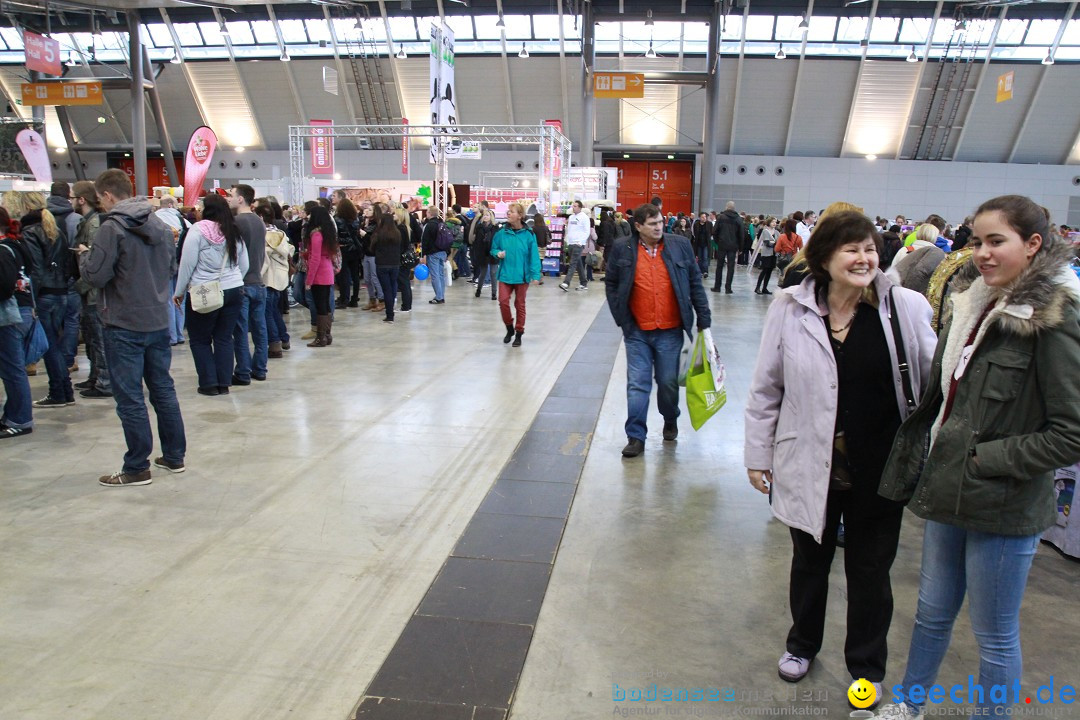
[
  {"xmin": 593, "ymin": 72, "xmax": 645, "ymax": 99},
  {"xmin": 20, "ymin": 81, "xmax": 103, "ymax": 106}
]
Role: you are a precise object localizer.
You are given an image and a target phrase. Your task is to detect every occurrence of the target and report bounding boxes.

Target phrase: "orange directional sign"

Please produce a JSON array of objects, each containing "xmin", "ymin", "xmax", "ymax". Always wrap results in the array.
[
  {"xmin": 593, "ymin": 72, "xmax": 645, "ymax": 99},
  {"xmin": 20, "ymin": 81, "xmax": 103, "ymax": 106}
]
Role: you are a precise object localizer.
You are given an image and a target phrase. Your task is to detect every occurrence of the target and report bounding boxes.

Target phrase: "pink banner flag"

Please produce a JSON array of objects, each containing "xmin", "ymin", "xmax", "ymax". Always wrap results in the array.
[
  {"xmin": 183, "ymin": 126, "xmax": 217, "ymax": 206},
  {"xmin": 310, "ymin": 119, "xmax": 334, "ymax": 175},
  {"xmin": 15, "ymin": 129, "xmax": 51, "ymax": 184},
  {"xmin": 402, "ymin": 118, "xmax": 409, "ymax": 175}
]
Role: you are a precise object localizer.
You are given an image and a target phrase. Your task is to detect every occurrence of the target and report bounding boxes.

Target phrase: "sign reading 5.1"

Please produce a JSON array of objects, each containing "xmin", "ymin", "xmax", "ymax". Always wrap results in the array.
[{"xmin": 24, "ymin": 31, "xmax": 62, "ymax": 76}]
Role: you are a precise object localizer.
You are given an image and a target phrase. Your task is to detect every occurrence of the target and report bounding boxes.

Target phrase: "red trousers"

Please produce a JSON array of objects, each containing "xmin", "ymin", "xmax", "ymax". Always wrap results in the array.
[{"xmin": 498, "ymin": 282, "xmax": 529, "ymax": 331}]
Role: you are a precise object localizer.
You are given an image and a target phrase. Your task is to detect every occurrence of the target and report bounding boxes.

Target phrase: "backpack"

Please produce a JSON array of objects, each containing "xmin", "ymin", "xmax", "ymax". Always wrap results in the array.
[{"xmin": 435, "ymin": 222, "xmax": 455, "ymax": 252}]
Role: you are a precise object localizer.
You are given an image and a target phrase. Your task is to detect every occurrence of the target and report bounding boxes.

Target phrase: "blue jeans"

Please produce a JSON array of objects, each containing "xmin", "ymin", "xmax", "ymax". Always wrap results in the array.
[
  {"xmin": 454, "ymin": 247, "xmax": 471, "ymax": 277},
  {"xmin": 363, "ymin": 256, "xmax": 384, "ymax": 301},
  {"xmin": 233, "ymin": 285, "xmax": 268, "ymax": 381},
  {"xmin": 292, "ymin": 270, "xmax": 307, "ymax": 307},
  {"xmin": 376, "ymin": 266, "xmax": 399, "ymax": 321},
  {"xmin": 169, "ymin": 276, "xmax": 185, "ymax": 343},
  {"xmin": 427, "ymin": 251, "xmax": 447, "ymax": 300},
  {"xmin": 897, "ymin": 520, "xmax": 1040, "ymax": 715},
  {"xmin": 264, "ymin": 289, "xmax": 289, "ymax": 345},
  {"xmin": 185, "ymin": 287, "xmax": 243, "ymax": 390},
  {"xmin": 103, "ymin": 326, "xmax": 186, "ymax": 473},
  {"xmin": 35, "ymin": 293, "xmax": 73, "ymax": 401},
  {"xmin": 623, "ymin": 324, "xmax": 683, "ymax": 441},
  {"xmin": 695, "ymin": 243, "xmax": 710, "ymax": 275},
  {"xmin": 0, "ymin": 306, "xmax": 33, "ymax": 429},
  {"xmin": 61, "ymin": 290, "xmax": 81, "ymax": 367}
]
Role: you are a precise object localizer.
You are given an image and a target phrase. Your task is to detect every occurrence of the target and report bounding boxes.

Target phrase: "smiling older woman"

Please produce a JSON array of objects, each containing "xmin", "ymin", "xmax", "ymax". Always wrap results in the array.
[{"xmin": 744, "ymin": 211, "xmax": 938, "ymax": 706}]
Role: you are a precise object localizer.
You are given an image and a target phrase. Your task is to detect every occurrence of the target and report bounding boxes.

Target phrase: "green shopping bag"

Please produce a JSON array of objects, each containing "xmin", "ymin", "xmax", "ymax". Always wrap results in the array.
[{"xmin": 685, "ymin": 329, "xmax": 726, "ymax": 430}]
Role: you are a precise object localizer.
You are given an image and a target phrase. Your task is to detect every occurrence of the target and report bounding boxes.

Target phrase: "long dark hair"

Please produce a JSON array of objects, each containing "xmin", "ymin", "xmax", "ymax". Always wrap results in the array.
[
  {"xmin": 202, "ymin": 194, "xmax": 241, "ymax": 264},
  {"xmin": 336, "ymin": 198, "xmax": 359, "ymax": 224},
  {"xmin": 373, "ymin": 213, "xmax": 400, "ymax": 249},
  {"xmin": 974, "ymin": 195, "xmax": 1057, "ymax": 255},
  {"xmin": 304, "ymin": 205, "xmax": 338, "ymax": 253}
]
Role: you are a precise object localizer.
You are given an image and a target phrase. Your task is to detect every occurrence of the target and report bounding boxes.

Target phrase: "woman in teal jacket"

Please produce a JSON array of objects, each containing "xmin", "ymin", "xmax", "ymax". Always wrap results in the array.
[{"xmin": 491, "ymin": 202, "xmax": 541, "ymax": 347}]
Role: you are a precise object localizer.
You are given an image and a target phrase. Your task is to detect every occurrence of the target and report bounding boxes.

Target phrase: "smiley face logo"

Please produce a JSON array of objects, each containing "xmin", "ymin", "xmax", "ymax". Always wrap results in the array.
[{"xmin": 848, "ymin": 678, "xmax": 877, "ymax": 709}]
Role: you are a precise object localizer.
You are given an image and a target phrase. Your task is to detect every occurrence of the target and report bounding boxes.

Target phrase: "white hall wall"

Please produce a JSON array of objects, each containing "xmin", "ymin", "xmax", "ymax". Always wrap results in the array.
[{"xmin": 49, "ymin": 148, "xmax": 1080, "ymax": 225}]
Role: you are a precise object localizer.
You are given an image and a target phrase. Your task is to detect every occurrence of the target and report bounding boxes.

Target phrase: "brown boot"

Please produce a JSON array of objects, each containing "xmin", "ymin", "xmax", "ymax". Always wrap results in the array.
[
  {"xmin": 324, "ymin": 314, "xmax": 333, "ymax": 346},
  {"xmin": 362, "ymin": 299, "xmax": 376, "ymax": 311},
  {"xmin": 301, "ymin": 324, "xmax": 317, "ymax": 340},
  {"xmin": 307, "ymin": 316, "xmax": 330, "ymax": 347},
  {"xmin": 371, "ymin": 300, "xmax": 385, "ymax": 312},
  {"xmin": 268, "ymin": 341, "xmax": 283, "ymax": 359}
]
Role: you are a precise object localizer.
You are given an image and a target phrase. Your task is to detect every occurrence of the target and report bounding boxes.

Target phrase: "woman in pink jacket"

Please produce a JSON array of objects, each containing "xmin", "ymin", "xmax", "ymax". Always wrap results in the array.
[
  {"xmin": 303, "ymin": 205, "xmax": 339, "ymax": 348},
  {"xmin": 744, "ymin": 211, "xmax": 937, "ymax": 706}
]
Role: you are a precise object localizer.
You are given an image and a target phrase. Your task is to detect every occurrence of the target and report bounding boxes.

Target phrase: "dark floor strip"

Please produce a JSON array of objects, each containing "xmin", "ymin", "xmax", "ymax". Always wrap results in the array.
[{"xmin": 353, "ymin": 306, "xmax": 622, "ymax": 720}]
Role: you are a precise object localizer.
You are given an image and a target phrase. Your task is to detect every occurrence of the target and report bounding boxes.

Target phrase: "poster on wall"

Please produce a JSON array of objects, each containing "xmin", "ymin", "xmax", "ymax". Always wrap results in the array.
[
  {"xmin": 0, "ymin": 120, "xmax": 44, "ymax": 178},
  {"xmin": 429, "ymin": 23, "xmax": 463, "ymax": 163},
  {"xmin": 15, "ymin": 128, "xmax": 51, "ymax": 183},
  {"xmin": 183, "ymin": 126, "xmax": 218, "ymax": 206},
  {"xmin": 310, "ymin": 119, "xmax": 334, "ymax": 175}
]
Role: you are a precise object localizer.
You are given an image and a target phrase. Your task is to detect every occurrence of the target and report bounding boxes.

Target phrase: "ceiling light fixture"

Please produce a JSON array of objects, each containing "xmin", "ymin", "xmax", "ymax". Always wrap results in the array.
[
  {"xmin": 170, "ymin": 49, "xmax": 182, "ymax": 64},
  {"xmin": 396, "ymin": 45, "xmax": 407, "ymax": 59},
  {"xmin": 955, "ymin": 19, "xmax": 967, "ymax": 32},
  {"xmin": 495, "ymin": 16, "xmax": 505, "ymax": 29},
  {"xmin": 235, "ymin": 146, "xmax": 245, "ymax": 153},
  {"xmin": 219, "ymin": 21, "xmax": 230, "ymax": 38},
  {"xmin": 798, "ymin": 14, "xmax": 809, "ymax": 31},
  {"xmin": 645, "ymin": 9, "xmax": 654, "ymax": 26},
  {"xmin": 906, "ymin": 45, "xmax": 918, "ymax": 62},
  {"xmin": 645, "ymin": 39, "xmax": 657, "ymax": 58},
  {"xmin": 775, "ymin": 43, "xmax": 786, "ymax": 60},
  {"xmin": 518, "ymin": 42, "xmax": 529, "ymax": 58},
  {"xmin": 66, "ymin": 52, "xmax": 78, "ymax": 67},
  {"xmin": 97, "ymin": 116, "xmax": 106, "ymax": 124},
  {"xmin": 1042, "ymin": 50, "xmax": 1054, "ymax": 65},
  {"xmin": 280, "ymin": 49, "xmax": 291, "ymax": 62},
  {"xmin": 866, "ymin": 154, "xmax": 877, "ymax": 161}
]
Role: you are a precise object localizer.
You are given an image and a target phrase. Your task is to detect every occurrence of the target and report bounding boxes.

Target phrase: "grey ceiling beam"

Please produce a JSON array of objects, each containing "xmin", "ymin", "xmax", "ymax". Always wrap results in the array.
[
  {"xmin": 950, "ymin": 6, "xmax": 1007, "ymax": 161},
  {"xmin": 267, "ymin": 3, "xmax": 307, "ymax": 127},
  {"xmin": 1008, "ymin": 2, "xmax": 1075, "ymax": 163},
  {"xmin": 839, "ymin": 0, "xmax": 880, "ymax": 157},
  {"xmin": 727, "ymin": 0, "xmax": 750, "ymax": 154},
  {"xmin": 495, "ymin": 0, "xmax": 515, "ymax": 124},
  {"xmin": 322, "ymin": 4, "xmax": 365, "ymax": 149},
  {"xmin": 377, "ymin": 0, "xmax": 409, "ymax": 130},
  {"xmin": 893, "ymin": 0, "xmax": 944, "ymax": 160},
  {"xmin": 213, "ymin": 7, "xmax": 266, "ymax": 150},
  {"xmin": 783, "ymin": 0, "xmax": 815, "ymax": 156},
  {"xmin": 160, "ymin": 7, "xmax": 210, "ymax": 129},
  {"xmin": 557, "ymin": 0, "xmax": 570, "ymax": 142}
]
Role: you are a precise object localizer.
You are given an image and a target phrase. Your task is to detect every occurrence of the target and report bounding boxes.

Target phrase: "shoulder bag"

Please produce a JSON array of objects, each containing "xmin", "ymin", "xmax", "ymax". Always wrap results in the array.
[
  {"xmin": 189, "ymin": 244, "xmax": 229, "ymax": 314},
  {"xmin": 887, "ymin": 287, "xmax": 918, "ymax": 413}
]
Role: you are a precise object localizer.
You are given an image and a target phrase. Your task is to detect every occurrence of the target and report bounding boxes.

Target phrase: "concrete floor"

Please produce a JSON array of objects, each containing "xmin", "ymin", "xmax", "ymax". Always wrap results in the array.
[{"xmin": 1, "ymin": 268, "xmax": 1076, "ymax": 720}]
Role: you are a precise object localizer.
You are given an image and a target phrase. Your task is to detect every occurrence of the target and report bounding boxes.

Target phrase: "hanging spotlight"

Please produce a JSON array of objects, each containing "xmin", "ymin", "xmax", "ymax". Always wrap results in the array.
[
  {"xmin": 906, "ymin": 45, "xmax": 918, "ymax": 62},
  {"xmin": 495, "ymin": 16, "xmax": 505, "ymax": 29},
  {"xmin": 645, "ymin": 9, "xmax": 654, "ymax": 26},
  {"xmin": 170, "ymin": 49, "xmax": 182, "ymax": 64},
  {"xmin": 775, "ymin": 43, "xmax": 786, "ymax": 60},
  {"xmin": 396, "ymin": 45, "xmax": 407, "ymax": 59},
  {"xmin": 66, "ymin": 52, "xmax": 78, "ymax": 67},
  {"xmin": 645, "ymin": 40, "xmax": 657, "ymax": 58},
  {"xmin": 219, "ymin": 20, "xmax": 230, "ymax": 38},
  {"xmin": 798, "ymin": 14, "xmax": 809, "ymax": 31},
  {"xmin": 280, "ymin": 48, "xmax": 291, "ymax": 62},
  {"xmin": 518, "ymin": 42, "xmax": 529, "ymax": 58},
  {"xmin": 1042, "ymin": 50, "xmax": 1055, "ymax": 65}
]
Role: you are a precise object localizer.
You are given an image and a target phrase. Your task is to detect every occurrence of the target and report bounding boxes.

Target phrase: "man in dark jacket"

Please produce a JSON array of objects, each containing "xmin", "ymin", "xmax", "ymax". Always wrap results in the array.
[
  {"xmin": 691, "ymin": 212, "xmax": 712, "ymax": 278},
  {"xmin": 605, "ymin": 203, "xmax": 711, "ymax": 458},
  {"xmin": 77, "ymin": 169, "xmax": 186, "ymax": 488},
  {"xmin": 420, "ymin": 207, "xmax": 446, "ymax": 304},
  {"xmin": 711, "ymin": 201, "xmax": 743, "ymax": 294}
]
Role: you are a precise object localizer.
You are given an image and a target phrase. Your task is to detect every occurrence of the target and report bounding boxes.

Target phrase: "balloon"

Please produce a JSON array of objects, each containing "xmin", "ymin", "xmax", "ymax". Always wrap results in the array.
[{"xmin": 414, "ymin": 264, "xmax": 429, "ymax": 281}]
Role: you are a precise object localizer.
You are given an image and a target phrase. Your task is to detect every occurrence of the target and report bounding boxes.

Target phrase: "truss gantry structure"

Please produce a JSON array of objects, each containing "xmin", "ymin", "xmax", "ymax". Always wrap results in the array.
[{"xmin": 288, "ymin": 123, "xmax": 573, "ymax": 212}]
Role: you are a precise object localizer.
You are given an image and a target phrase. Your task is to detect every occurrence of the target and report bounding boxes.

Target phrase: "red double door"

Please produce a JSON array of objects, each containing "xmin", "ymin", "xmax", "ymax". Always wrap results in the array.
[{"xmin": 603, "ymin": 159, "xmax": 694, "ymax": 216}]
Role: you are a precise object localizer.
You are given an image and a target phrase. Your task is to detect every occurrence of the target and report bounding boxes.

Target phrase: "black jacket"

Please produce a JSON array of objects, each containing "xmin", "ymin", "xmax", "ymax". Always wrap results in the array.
[
  {"xmin": 21, "ymin": 211, "xmax": 73, "ymax": 294},
  {"xmin": 713, "ymin": 210, "xmax": 743, "ymax": 253},
  {"xmin": 421, "ymin": 218, "xmax": 442, "ymax": 256},
  {"xmin": 372, "ymin": 226, "xmax": 403, "ymax": 267},
  {"xmin": 604, "ymin": 233, "xmax": 711, "ymax": 338},
  {"xmin": 692, "ymin": 220, "xmax": 712, "ymax": 250}
]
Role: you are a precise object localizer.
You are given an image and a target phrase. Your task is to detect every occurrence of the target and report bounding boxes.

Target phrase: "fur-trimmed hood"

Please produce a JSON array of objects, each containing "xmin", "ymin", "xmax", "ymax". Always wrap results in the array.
[{"xmin": 946, "ymin": 239, "xmax": 1079, "ymax": 337}]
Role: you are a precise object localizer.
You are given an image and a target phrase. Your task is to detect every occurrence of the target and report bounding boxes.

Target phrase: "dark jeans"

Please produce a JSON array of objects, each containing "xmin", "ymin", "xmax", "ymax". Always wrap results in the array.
[
  {"xmin": 264, "ymin": 288, "xmax": 289, "ymax": 345},
  {"xmin": 0, "ymin": 306, "xmax": 33, "ymax": 428},
  {"xmin": 695, "ymin": 243, "xmax": 710, "ymax": 275},
  {"xmin": 474, "ymin": 258, "xmax": 498, "ymax": 298},
  {"xmin": 82, "ymin": 303, "xmax": 110, "ymax": 392},
  {"xmin": 376, "ymin": 266, "xmax": 399, "ymax": 321},
  {"xmin": 338, "ymin": 254, "xmax": 361, "ymax": 302},
  {"xmin": 622, "ymin": 324, "xmax": 683, "ymax": 442},
  {"xmin": 233, "ymin": 285, "xmax": 268, "ymax": 381},
  {"xmin": 756, "ymin": 255, "xmax": 776, "ymax": 292},
  {"xmin": 185, "ymin": 286, "xmax": 243, "ymax": 391},
  {"xmin": 35, "ymin": 293, "xmax": 73, "ymax": 401},
  {"xmin": 787, "ymin": 488, "xmax": 904, "ymax": 681},
  {"xmin": 398, "ymin": 267, "xmax": 413, "ymax": 311},
  {"xmin": 103, "ymin": 325, "xmax": 186, "ymax": 474},
  {"xmin": 454, "ymin": 247, "xmax": 472, "ymax": 278},
  {"xmin": 61, "ymin": 290, "xmax": 80, "ymax": 367},
  {"xmin": 713, "ymin": 250, "xmax": 737, "ymax": 290}
]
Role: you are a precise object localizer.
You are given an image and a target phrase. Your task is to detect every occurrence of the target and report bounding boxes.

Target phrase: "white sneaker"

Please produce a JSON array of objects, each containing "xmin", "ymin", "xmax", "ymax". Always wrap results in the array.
[
  {"xmin": 559, "ymin": 282, "xmax": 569, "ymax": 292},
  {"xmin": 777, "ymin": 652, "xmax": 812, "ymax": 682},
  {"xmin": 576, "ymin": 285, "xmax": 588, "ymax": 291},
  {"xmin": 875, "ymin": 703, "xmax": 920, "ymax": 719}
]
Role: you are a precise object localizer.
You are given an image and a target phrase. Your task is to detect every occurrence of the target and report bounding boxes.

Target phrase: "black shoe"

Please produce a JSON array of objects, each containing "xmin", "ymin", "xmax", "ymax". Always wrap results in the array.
[
  {"xmin": 251, "ymin": 374, "xmax": 266, "ymax": 381},
  {"xmin": 281, "ymin": 341, "xmax": 291, "ymax": 350},
  {"xmin": 34, "ymin": 396, "xmax": 73, "ymax": 408},
  {"xmin": 761, "ymin": 289, "xmax": 772, "ymax": 295},
  {"xmin": 74, "ymin": 379, "xmax": 93, "ymax": 390},
  {"xmin": 663, "ymin": 421, "xmax": 678, "ymax": 441},
  {"xmin": 0, "ymin": 425, "xmax": 32, "ymax": 439},
  {"xmin": 621, "ymin": 438, "xmax": 645, "ymax": 458},
  {"xmin": 725, "ymin": 288, "xmax": 734, "ymax": 294},
  {"xmin": 504, "ymin": 324, "xmax": 515, "ymax": 344},
  {"xmin": 79, "ymin": 387, "xmax": 113, "ymax": 399},
  {"xmin": 512, "ymin": 331, "xmax": 523, "ymax": 347},
  {"xmin": 217, "ymin": 386, "xmax": 230, "ymax": 395},
  {"xmin": 711, "ymin": 287, "xmax": 722, "ymax": 293},
  {"xmin": 231, "ymin": 374, "xmax": 251, "ymax": 386},
  {"xmin": 347, "ymin": 300, "xmax": 359, "ymax": 308},
  {"xmin": 429, "ymin": 299, "xmax": 445, "ymax": 304},
  {"xmin": 197, "ymin": 387, "xmax": 219, "ymax": 396}
]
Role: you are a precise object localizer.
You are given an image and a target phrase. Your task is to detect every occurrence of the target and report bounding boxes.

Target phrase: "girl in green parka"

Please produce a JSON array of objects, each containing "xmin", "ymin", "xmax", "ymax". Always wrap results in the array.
[
  {"xmin": 876, "ymin": 195, "xmax": 1080, "ymax": 720},
  {"xmin": 491, "ymin": 202, "xmax": 541, "ymax": 347}
]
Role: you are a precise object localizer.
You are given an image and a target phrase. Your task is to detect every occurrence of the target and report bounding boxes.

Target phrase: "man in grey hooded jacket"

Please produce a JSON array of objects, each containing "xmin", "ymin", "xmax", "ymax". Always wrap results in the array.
[{"xmin": 77, "ymin": 169, "xmax": 186, "ymax": 488}]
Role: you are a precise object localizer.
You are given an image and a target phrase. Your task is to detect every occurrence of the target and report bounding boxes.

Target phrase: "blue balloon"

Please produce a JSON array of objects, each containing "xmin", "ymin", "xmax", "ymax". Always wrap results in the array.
[{"xmin": 414, "ymin": 263, "xmax": 429, "ymax": 281}]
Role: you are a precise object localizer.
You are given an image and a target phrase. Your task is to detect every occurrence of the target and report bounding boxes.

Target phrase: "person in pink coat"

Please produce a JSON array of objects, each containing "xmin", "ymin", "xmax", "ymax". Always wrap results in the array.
[
  {"xmin": 743, "ymin": 211, "xmax": 937, "ymax": 706},
  {"xmin": 302, "ymin": 205, "xmax": 339, "ymax": 347}
]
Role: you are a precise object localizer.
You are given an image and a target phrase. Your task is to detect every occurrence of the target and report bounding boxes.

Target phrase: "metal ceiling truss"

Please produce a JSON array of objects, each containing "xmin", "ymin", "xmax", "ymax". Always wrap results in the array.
[
  {"xmin": 894, "ymin": 0, "xmax": 945, "ymax": 160},
  {"xmin": 288, "ymin": 123, "xmax": 573, "ymax": 212},
  {"xmin": 949, "ymin": 4, "xmax": 1007, "ymax": 160}
]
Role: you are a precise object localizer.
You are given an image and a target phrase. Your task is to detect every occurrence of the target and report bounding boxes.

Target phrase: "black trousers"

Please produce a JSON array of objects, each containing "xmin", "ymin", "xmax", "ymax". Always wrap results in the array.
[
  {"xmin": 712, "ymin": 250, "xmax": 737, "ymax": 290},
  {"xmin": 756, "ymin": 255, "xmax": 776, "ymax": 291},
  {"xmin": 310, "ymin": 284, "xmax": 332, "ymax": 315},
  {"xmin": 787, "ymin": 487, "xmax": 904, "ymax": 682}
]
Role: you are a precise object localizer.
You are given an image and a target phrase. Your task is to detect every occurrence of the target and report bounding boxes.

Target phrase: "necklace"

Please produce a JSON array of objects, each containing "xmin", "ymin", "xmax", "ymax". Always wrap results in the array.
[{"xmin": 828, "ymin": 306, "xmax": 858, "ymax": 334}]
